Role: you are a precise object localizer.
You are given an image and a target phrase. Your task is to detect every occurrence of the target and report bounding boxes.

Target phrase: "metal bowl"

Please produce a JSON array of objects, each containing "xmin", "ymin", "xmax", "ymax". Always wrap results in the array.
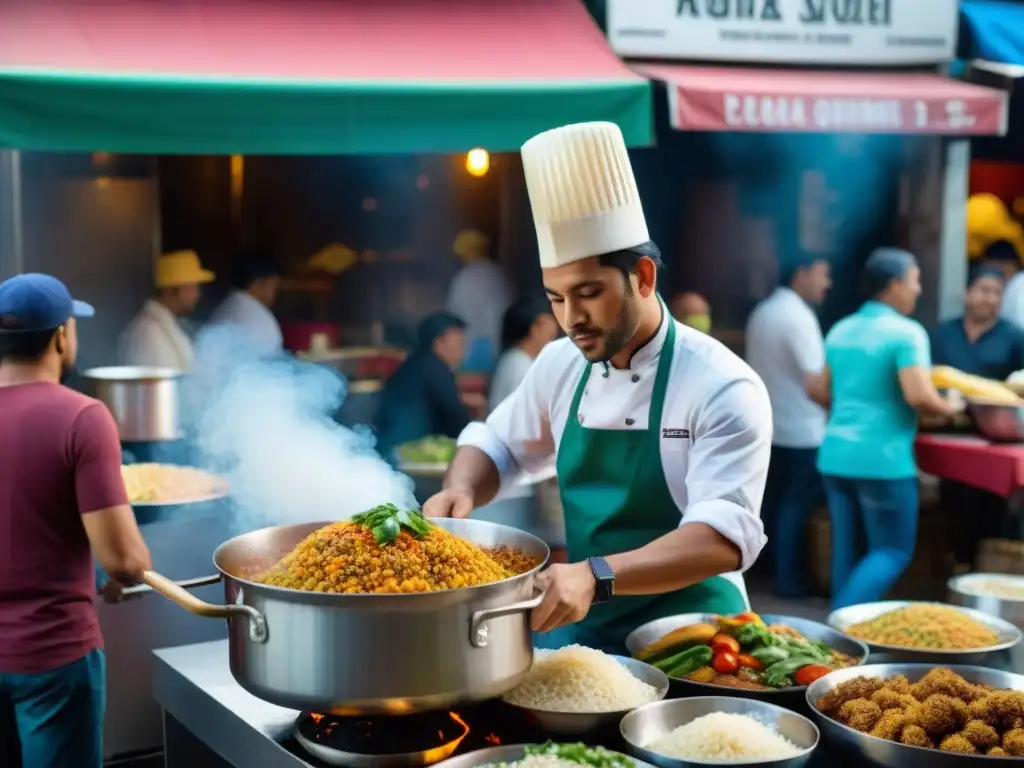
[
  {"xmin": 624, "ymin": 614, "xmax": 868, "ymax": 709},
  {"xmin": 435, "ymin": 744, "xmax": 655, "ymax": 768},
  {"xmin": 806, "ymin": 663, "xmax": 1024, "ymax": 767},
  {"xmin": 967, "ymin": 401, "xmax": 1024, "ymax": 443},
  {"xmin": 501, "ymin": 655, "xmax": 669, "ymax": 737},
  {"xmin": 827, "ymin": 601, "xmax": 1022, "ymax": 665},
  {"xmin": 620, "ymin": 697, "xmax": 819, "ymax": 768},
  {"xmin": 948, "ymin": 573, "xmax": 1024, "ymax": 628}
]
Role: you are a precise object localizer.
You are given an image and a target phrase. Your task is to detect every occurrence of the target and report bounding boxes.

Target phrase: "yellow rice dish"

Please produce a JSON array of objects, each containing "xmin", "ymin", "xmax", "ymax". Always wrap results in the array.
[
  {"xmin": 844, "ymin": 604, "xmax": 1002, "ymax": 651},
  {"xmin": 121, "ymin": 464, "xmax": 226, "ymax": 504}
]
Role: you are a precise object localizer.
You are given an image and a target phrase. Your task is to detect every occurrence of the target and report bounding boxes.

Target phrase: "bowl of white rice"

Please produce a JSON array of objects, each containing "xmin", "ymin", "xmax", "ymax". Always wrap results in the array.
[
  {"xmin": 620, "ymin": 697, "xmax": 819, "ymax": 767},
  {"xmin": 501, "ymin": 646, "xmax": 669, "ymax": 736}
]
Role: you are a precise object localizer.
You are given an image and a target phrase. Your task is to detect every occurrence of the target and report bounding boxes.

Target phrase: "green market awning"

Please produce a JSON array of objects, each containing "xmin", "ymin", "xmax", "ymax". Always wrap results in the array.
[{"xmin": 0, "ymin": 0, "xmax": 653, "ymax": 155}]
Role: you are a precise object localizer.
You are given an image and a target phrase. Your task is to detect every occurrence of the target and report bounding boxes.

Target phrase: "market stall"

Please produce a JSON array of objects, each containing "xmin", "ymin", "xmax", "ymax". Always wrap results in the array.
[{"xmin": 0, "ymin": 2, "xmax": 655, "ymax": 763}]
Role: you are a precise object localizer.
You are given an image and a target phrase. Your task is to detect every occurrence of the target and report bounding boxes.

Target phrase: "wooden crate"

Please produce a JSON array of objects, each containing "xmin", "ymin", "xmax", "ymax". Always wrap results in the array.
[{"xmin": 977, "ymin": 539, "xmax": 1024, "ymax": 575}]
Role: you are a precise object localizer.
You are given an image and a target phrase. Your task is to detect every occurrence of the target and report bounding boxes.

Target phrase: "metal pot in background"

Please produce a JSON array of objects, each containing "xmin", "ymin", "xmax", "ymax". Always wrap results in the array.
[
  {"xmin": 948, "ymin": 573, "xmax": 1024, "ymax": 673},
  {"xmin": 82, "ymin": 366, "xmax": 182, "ymax": 442}
]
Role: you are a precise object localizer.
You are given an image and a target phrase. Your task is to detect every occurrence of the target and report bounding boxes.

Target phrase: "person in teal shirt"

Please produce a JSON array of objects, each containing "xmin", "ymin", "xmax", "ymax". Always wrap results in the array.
[{"xmin": 810, "ymin": 248, "xmax": 961, "ymax": 609}]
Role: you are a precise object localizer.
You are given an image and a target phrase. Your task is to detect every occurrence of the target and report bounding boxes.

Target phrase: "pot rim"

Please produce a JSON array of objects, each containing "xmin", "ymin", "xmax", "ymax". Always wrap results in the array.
[{"xmin": 213, "ymin": 517, "xmax": 551, "ymax": 607}]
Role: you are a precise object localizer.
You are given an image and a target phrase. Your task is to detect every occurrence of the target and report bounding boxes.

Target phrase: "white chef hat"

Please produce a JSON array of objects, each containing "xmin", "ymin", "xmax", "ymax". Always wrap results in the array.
[{"xmin": 522, "ymin": 121, "xmax": 649, "ymax": 269}]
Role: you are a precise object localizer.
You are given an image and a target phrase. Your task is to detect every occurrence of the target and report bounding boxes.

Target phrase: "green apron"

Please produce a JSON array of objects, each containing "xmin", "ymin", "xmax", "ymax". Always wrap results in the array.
[{"xmin": 548, "ymin": 317, "xmax": 747, "ymax": 655}]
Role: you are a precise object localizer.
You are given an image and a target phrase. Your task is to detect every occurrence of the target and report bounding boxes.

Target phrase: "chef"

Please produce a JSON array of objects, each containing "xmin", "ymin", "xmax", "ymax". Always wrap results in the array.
[
  {"xmin": 424, "ymin": 122, "xmax": 772, "ymax": 654},
  {"xmin": 119, "ymin": 250, "xmax": 215, "ymax": 371}
]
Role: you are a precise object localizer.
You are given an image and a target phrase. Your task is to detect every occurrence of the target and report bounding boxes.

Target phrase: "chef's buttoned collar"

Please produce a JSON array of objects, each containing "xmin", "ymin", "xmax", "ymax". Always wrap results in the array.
[{"xmin": 597, "ymin": 303, "xmax": 668, "ymax": 377}]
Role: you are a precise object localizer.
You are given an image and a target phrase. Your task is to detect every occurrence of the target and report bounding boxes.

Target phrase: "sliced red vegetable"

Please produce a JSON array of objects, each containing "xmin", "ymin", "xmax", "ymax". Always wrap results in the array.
[
  {"xmin": 711, "ymin": 650, "xmax": 740, "ymax": 675},
  {"xmin": 736, "ymin": 653, "xmax": 764, "ymax": 671},
  {"xmin": 792, "ymin": 664, "xmax": 832, "ymax": 687},
  {"xmin": 710, "ymin": 633, "xmax": 740, "ymax": 655}
]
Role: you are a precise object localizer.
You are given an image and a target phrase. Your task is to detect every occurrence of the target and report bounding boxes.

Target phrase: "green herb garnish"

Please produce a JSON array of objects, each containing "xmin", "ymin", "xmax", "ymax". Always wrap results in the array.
[
  {"xmin": 524, "ymin": 742, "xmax": 634, "ymax": 768},
  {"xmin": 351, "ymin": 503, "xmax": 433, "ymax": 545}
]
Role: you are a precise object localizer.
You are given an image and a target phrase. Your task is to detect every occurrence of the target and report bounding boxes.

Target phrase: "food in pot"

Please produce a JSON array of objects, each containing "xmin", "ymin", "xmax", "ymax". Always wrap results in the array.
[
  {"xmin": 396, "ymin": 435, "xmax": 457, "ymax": 464},
  {"xmin": 502, "ymin": 645, "xmax": 661, "ymax": 712},
  {"xmin": 815, "ymin": 668, "xmax": 1024, "ymax": 756},
  {"xmin": 121, "ymin": 463, "xmax": 226, "ymax": 504},
  {"xmin": 642, "ymin": 712, "xmax": 802, "ymax": 762},
  {"xmin": 843, "ymin": 604, "xmax": 1002, "ymax": 650},
  {"xmin": 483, "ymin": 742, "xmax": 633, "ymax": 768},
  {"xmin": 958, "ymin": 577, "xmax": 1024, "ymax": 601},
  {"xmin": 633, "ymin": 612, "xmax": 857, "ymax": 690},
  {"xmin": 255, "ymin": 504, "xmax": 540, "ymax": 593}
]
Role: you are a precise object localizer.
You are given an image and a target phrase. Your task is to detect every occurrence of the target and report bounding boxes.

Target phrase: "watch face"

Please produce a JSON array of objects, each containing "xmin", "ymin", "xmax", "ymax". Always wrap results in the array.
[{"xmin": 589, "ymin": 557, "xmax": 615, "ymax": 603}]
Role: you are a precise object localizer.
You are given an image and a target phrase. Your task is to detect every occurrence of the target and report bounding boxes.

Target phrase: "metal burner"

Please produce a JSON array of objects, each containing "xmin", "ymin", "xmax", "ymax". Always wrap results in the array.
[{"xmin": 294, "ymin": 710, "xmax": 470, "ymax": 768}]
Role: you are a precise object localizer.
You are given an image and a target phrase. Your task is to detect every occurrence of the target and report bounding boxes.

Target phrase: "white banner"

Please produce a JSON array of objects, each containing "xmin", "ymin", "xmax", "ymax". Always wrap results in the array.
[{"xmin": 608, "ymin": 0, "xmax": 959, "ymax": 65}]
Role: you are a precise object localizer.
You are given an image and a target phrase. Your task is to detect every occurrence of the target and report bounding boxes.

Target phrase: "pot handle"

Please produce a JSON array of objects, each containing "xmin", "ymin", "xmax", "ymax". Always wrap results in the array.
[
  {"xmin": 140, "ymin": 570, "xmax": 269, "ymax": 644},
  {"xmin": 121, "ymin": 574, "xmax": 222, "ymax": 598},
  {"xmin": 469, "ymin": 589, "xmax": 545, "ymax": 649}
]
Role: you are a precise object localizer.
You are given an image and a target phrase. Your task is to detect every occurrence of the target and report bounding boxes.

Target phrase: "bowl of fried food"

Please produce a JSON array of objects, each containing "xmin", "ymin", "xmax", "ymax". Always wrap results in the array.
[
  {"xmin": 828, "ymin": 601, "xmax": 1021, "ymax": 665},
  {"xmin": 807, "ymin": 664, "xmax": 1024, "ymax": 766}
]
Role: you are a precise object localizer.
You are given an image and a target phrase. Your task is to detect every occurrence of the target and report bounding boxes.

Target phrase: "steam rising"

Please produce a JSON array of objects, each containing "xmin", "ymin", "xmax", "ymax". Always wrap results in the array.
[{"xmin": 188, "ymin": 325, "xmax": 415, "ymax": 533}]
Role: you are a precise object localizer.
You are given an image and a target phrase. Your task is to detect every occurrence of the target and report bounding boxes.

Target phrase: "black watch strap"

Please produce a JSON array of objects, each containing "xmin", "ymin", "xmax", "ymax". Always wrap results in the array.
[{"xmin": 588, "ymin": 557, "xmax": 615, "ymax": 604}]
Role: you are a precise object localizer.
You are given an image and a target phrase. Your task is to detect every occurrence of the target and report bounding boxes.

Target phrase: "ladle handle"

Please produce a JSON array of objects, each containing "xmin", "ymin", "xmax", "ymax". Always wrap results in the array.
[
  {"xmin": 140, "ymin": 570, "xmax": 269, "ymax": 643},
  {"xmin": 469, "ymin": 588, "xmax": 545, "ymax": 649}
]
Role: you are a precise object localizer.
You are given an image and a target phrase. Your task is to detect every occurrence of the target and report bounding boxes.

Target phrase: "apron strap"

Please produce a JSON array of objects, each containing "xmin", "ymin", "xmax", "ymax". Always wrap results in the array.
[{"xmin": 647, "ymin": 305, "xmax": 676, "ymax": 431}]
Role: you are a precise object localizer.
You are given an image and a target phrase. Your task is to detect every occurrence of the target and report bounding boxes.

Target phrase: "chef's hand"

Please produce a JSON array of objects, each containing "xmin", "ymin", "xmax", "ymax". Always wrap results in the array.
[
  {"xmin": 531, "ymin": 562, "xmax": 596, "ymax": 633},
  {"xmin": 423, "ymin": 488, "xmax": 474, "ymax": 518}
]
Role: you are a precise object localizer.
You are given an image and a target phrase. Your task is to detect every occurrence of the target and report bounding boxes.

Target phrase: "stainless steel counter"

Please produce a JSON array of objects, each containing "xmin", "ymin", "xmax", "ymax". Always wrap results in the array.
[{"xmin": 153, "ymin": 640, "xmax": 310, "ymax": 767}]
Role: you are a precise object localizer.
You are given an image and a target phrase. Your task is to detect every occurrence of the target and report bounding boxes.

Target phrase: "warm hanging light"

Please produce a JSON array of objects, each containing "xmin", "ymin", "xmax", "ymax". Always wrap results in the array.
[{"xmin": 465, "ymin": 148, "xmax": 489, "ymax": 177}]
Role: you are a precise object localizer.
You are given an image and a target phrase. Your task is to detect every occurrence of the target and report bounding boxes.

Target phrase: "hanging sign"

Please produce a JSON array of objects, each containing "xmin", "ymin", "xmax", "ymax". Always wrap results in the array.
[{"xmin": 608, "ymin": 0, "xmax": 959, "ymax": 65}]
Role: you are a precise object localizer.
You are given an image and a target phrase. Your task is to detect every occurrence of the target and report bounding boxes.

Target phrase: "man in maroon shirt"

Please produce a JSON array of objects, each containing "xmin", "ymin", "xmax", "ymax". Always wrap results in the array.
[{"xmin": 0, "ymin": 274, "xmax": 152, "ymax": 768}]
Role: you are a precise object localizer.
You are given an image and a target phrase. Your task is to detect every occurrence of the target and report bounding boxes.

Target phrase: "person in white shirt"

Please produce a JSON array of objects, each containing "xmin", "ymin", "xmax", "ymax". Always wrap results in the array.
[
  {"xmin": 988, "ymin": 241, "xmax": 1024, "ymax": 328},
  {"xmin": 209, "ymin": 254, "xmax": 283, "ymax": 355},
  {"xmin": 424, "ymin": 122, "xmax": 772, "ymax": 654},
  {"xmin": 119, "ymin": 251, "xmax": 214, "ymax": 372},
  {"xmin": 745, "ymin": 257, "xmax": 831, "ymax": 598},
  {"xmin": 445, "ymin": 230, "xmax": 513, "ymax": 373},
  {"xmin": 489, "ymin": 296, "xmax": 560, "ymax": 412}
]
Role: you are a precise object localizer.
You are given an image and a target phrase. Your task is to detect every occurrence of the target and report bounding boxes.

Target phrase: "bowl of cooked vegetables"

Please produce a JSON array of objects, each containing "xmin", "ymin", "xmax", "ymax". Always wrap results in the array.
[
  {"xmin": 620, "ymin": 697, "xmax": 819, "ymax": 767},
  {"xmin": 121, "ymin": 463, "xmax": 229, "ymax": 524},
  {"xmin": 806, "ymin": 663, "xmax": 1024, "ymax": 765},
  {"xmin": 625, "ymin": 612, "xmax": 867, "ymax": 709},
  {"xmin": 435, "ymin": 742, "xmax": 654, "ymax": 768},
  {"xmin": 500, "ymin": 646, "xmax": 669, "ymax": 736},
  {"xmin": 827, "ymin": 601, "xmax": 1022, "ymax": 665}
]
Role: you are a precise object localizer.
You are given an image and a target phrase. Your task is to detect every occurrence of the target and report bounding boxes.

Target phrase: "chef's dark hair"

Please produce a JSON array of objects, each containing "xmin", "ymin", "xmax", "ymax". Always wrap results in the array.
[
  {"xmin": 598, "ymin": 240, "xmax": 664, "ymax": 283},
  {"xmin": 501, "ymin": 295, "xmax": 552, "ymax": 352},
  {"xmin": 0, "ymin": 327, "xmax": 59, "ymax": 360},
  {"xmin": 863, "ymin": 247, "xmax": 917, "ymax": 299}
]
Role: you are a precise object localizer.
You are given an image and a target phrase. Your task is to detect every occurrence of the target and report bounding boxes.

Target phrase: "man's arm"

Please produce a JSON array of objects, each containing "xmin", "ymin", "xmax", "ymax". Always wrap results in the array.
[
  {"xmin": 606, "ymin": 378, "xmax": 771, "ymax": 595},
  {"xmin": 428, "ymin": 345, "xmax": 558, "ymax": 515},
  {"xmin": 73, "ymin": 404, "xmax": 152, "ymax": 585}
]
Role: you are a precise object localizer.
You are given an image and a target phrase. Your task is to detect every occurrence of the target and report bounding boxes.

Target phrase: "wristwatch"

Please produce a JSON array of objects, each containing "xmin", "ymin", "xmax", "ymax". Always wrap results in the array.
[{"xmin": 587, "ymin": 557, "xmax": 616, "ymax": 604}]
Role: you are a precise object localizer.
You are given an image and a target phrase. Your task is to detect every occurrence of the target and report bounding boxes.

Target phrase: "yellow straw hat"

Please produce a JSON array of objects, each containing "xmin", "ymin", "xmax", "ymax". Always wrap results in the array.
[{"xmin": 155, "ymin": 250, "xmax": 215, "ymax": 289}]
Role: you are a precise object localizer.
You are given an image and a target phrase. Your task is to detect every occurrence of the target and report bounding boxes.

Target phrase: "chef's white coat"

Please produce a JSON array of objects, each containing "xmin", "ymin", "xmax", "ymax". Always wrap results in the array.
[
  {"xmin": 459, "ymin": 312, "xmax": 773, "ymax": 598},
  {"xmin": 118, "ymin": 299, "xmax": 195, "ymax": 372},
  {"xmin": 208, "ymin": 289, "xmax": 283, "ymax": 355}
]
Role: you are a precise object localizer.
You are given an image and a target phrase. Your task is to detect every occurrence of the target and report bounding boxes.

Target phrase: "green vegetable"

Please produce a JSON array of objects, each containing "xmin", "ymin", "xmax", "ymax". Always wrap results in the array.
[
  {"xmin": 660, "ymin": 645, "xmax": 713, "ymax": 677},
  {"xmin": 777, "ymin": 637, "xmax": 831, "ymax": 663},
  {"xmin": 523, "ymin": 742, "xmax": 634, "ymax": 768},
  {"xmin": 761, "ymin": 655, "xmax": 824, "ymax": 688},
  {"xmin": 351, "ymin": 503, "xmax": 433, "ymax": 545},
  {"xmin": 735, "ymin": 622, "xmax": 776, "ymax": 648},
  {"xmin": 749, "ymin": 645, "xmax": 789, "ymax": 665}
]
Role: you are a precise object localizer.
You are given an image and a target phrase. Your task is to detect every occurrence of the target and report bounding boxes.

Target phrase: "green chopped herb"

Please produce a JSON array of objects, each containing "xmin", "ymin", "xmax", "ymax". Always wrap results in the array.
[
  {"xmin": 524, "ymin": 742, "xmax": 634, "ymax": 768},
  {"xmin": 352, "ymin": 503, "xmax": 433, "ymax": 545}
]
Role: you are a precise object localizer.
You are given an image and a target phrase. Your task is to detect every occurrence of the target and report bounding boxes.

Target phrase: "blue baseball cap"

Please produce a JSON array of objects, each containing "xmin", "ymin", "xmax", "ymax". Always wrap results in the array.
[{"xmin": 0, "ymin": 273, "xmax": 95, "ymax": 332}]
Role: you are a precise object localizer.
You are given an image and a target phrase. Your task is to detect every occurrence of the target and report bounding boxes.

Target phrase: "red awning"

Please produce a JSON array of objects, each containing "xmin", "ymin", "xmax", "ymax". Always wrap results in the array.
[
  {"xmin": 635, "ymin": 64, "xmax": 1009, "ymax": 136},
  {"xmin": 0, "ymin": 0, "xmax": 652, "ymax": 153}
]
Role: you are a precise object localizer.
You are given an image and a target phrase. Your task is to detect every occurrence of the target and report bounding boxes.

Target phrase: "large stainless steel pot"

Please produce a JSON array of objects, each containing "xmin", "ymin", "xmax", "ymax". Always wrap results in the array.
[
  {"xmin": 139, "ymin": 517, "xmax": 549, "ymax": 715},
  {"xmin": 82, "ymin": 366, "xmax": 181, "ymax": 441}
]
